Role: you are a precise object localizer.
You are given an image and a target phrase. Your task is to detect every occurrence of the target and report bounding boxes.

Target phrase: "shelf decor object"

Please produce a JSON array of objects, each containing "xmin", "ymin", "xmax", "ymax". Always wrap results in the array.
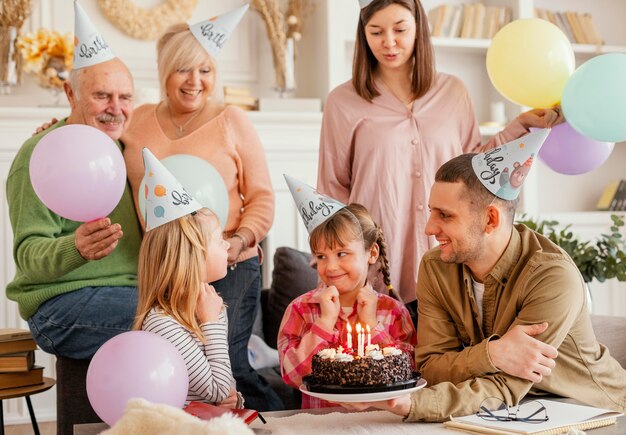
[
  {"xmin": 16, "ymin": 28, "xmax": 73, "ymax": 105},
  {"xmin": 0, "ymin": 0, "xmax": 32, "ymax": 94},
  {"xmin": 251, "ymin": 0, "xmax": 312, "ymax": 97},
  {"xmin": 97, "ymin": 0, "xmax": 198, "ymax": 40},
  {"xmin": 517, "ymin": 214, "xmax": 626, "ymax": 284}
]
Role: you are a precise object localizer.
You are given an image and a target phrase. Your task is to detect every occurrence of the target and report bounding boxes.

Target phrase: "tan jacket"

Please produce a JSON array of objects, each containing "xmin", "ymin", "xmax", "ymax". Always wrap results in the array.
[{"xmin": 406, "ymin": 224, "xmax": 626, "ymax": 422}]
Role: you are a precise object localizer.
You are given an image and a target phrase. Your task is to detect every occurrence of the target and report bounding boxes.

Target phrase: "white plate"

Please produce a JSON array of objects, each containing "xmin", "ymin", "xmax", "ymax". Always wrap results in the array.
[{"xmin": 299, "ymin": 378, "xmax": 427, "ymax": 403}]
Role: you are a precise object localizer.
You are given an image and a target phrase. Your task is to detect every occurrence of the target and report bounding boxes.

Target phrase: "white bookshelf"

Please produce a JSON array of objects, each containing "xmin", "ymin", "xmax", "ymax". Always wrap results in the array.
[{"xmin": 319, "ymin": 0, "xmax": 626, "ymax": 217}]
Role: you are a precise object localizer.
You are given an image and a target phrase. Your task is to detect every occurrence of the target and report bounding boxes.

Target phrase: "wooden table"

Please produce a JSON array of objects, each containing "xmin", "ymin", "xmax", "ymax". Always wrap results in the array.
[{"xmin": 0, "ymin": 377, "xmax": 55, "ymax": 435}]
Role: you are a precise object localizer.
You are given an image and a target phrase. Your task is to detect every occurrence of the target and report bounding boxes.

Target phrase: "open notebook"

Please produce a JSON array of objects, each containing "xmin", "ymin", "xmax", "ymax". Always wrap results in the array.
[{"xmin": 444, "ymin": 399, "xmax": 623, "ymax": 435}]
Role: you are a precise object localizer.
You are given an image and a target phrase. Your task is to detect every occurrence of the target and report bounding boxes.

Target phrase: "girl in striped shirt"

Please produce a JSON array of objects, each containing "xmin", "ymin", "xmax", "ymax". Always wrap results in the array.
[
  {"xmin": 134, "ymin": 208, "xmax": 242, "ymax": 408},
  {"xmin": 278, "ymin": 203, "xmax": 416, "ymax": 408}
]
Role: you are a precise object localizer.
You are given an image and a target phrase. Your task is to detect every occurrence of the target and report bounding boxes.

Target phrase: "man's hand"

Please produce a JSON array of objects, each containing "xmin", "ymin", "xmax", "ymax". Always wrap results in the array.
[
  {"xmin": 74, "ymin": 218, "xmax": 123, "ymax": 260},
  {"xmin": 337, "ymin": 394, "xmax": 412, "ymax": 418},
  {"xmin": 517, "ymin": 107, "xmax": 564, "ymax": 129},
  {"xmin": 488, "ymin": 322, "xmax": 558, "ymax": 383}
]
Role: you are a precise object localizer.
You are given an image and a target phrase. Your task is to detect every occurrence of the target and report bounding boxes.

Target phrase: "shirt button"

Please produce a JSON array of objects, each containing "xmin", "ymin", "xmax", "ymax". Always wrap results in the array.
[
  {"xmin": 416, "ymin": 171, "xmax": 421, "ymax": 178},
  {"xmin": 418, "ymin": 204, "xmax": 424, "ymax": 211},
  {"xmin": 411, "ymin": 139, "xmax": 418, "ymax": 145}
]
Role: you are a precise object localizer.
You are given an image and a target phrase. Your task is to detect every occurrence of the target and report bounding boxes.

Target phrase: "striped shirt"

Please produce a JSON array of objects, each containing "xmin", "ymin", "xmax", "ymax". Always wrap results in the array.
[
  {"xmin": 278, "ymin": 286, "xmax": 417, "ymax": 408},
  {"xmin": 142, "ymin": 307, "xmax": 235, "ymax": 404}
]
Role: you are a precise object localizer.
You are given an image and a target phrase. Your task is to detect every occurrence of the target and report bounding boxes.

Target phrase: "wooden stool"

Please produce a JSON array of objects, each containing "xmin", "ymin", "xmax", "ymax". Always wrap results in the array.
[{"xmin": 0, "ymin": 377, "xmax": 55, "ymax": 435}]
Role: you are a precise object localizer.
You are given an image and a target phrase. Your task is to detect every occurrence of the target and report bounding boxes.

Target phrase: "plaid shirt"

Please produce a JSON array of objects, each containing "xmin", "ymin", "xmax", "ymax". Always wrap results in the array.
[{"xmin": 278, "ymin": 285, "xmax": 417, "ymax": 408}]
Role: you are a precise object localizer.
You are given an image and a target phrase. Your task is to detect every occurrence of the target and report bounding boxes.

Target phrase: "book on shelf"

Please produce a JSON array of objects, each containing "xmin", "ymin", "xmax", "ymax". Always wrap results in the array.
[
  {"xmin": 444, "ymin": 399, "xmax": 623, "ymax": 435},
  {"xmin": 597, "ymin": 179, "xmax": 626, "ymax": 211},
  {"xmin": 428, "ymin": 3, "xmax": 511, "ymax": 41},
  {"xmin": 0, "ymin": 365, "xmax": 44, "ymax": 389},
  {"xmin": 0, "ymin": 350, "xmax": 35, "ymax": 373},
  {"xmin": 223, "ymin": 86, "xmax": 252, "ymax": 97}
]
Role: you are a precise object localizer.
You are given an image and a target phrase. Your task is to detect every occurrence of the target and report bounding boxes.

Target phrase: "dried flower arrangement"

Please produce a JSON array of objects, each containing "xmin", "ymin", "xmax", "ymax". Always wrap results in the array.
[
  {"xmin": 0, "ymin": 0, "xmax": 33, "ymax": 89},
  {"xmin": 251, "ymin": 0, "xmax": 312, "ymax": 94},
  {"xmin": 17, "ymin": 29, "xmax": 74, "ymax": 89}
]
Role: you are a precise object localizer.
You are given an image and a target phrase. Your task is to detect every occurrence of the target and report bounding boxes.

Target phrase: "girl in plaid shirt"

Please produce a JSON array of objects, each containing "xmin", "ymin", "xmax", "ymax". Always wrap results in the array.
[{"xmin": 278, "ymin": 203, "xmax": 416, "ymax": 408}]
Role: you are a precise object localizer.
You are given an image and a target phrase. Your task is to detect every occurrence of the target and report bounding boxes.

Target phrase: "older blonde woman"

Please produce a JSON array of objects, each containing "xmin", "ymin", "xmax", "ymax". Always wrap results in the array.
[{"xmin": 122, "ymin": 7, "xmax": 281, "ymax": 411}]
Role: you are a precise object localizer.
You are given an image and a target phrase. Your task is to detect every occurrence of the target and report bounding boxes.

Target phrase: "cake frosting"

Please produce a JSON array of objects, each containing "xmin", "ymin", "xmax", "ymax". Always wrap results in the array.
[{"xmin": 310, "ymin": 344, "xmax": 413, "ymax": 386}]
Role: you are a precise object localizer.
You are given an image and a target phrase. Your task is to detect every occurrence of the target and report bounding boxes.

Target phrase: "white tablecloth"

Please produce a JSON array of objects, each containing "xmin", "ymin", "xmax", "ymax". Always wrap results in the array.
[{"xmin": 250, "ymin": 410, "xmax": 451, "ymax": 434}]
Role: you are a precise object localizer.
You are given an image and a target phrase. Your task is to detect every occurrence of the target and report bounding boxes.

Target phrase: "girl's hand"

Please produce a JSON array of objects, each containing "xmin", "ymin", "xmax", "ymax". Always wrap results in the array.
[
  {"xmin": 356, "ymin": 285, "xmax": 378, "ymax": 328},
  {"xmin": 215, "ymin": 389, "xmax": 239, "ymax": 409},
  {"xmin": 196, "ymin": 283, "xmax": 223, "ymax": 324},
  {"xmin": 315, "ymin": 285, "xmax": 340, "ymax": 331}
]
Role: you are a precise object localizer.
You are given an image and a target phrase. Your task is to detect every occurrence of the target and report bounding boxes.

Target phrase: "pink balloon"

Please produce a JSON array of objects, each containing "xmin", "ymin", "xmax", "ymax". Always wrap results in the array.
[
  {"xmin": 86, "ymin": 331, "xmax": 189, "ymax": 426},
  {"xmin": 537, "ymin": 122, "xmax": 614, "ymax": 175},
  {"xmin": 29, "ymin": 124, "xmax": 126, "ymax": 222}
]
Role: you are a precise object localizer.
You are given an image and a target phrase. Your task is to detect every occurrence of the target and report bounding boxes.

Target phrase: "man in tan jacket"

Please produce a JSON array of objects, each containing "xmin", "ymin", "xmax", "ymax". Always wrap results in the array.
[{"xmin": 341, "ymin": 135, "xmax": 626, "ymax": 422}]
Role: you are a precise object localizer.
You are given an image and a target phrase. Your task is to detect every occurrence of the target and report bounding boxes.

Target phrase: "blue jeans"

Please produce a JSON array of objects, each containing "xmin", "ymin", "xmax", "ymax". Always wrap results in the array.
[
  {"xmin": 28, "ymin": 286, "xmax": 138, "ymax": 360},
  {"xmin": 213, "ymin": 257, "xmax": 284, "ymax": 411}
]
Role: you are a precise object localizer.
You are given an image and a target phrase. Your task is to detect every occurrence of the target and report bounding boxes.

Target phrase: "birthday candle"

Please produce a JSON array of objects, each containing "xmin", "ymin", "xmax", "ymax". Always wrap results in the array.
[
  {"xmin": 346, "ymin": 323, "xmax": 352, "ymax": 349},
  {"xmin": 356, "ymin": 323, "xmax": 363, "ymax": 357},
  {"xmin": 366, "ymin": 324, "xmax": 371, "ymax": 347}
]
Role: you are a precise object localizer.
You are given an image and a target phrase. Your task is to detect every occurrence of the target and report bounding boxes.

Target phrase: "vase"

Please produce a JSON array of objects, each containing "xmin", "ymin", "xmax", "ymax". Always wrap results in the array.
[
  {"xmin": 0, "ymin": 26, "xmax": 21, "ymax": 95},
  {"xmin": 272, "ymin": 37, "xmax": 296, "ymax": 98}
]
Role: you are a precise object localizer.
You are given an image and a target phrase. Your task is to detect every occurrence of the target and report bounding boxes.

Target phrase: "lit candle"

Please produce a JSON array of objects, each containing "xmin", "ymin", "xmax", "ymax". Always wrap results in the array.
[
  {"xmin": 356, "ymin": 323, "xmax": 363, "ymax": 357},
  {"xmin": 366, "ymin": 324, "xmax": 371, "ymax": 347},
  {"xmin": 346, "ymin": 323, "xmax": 352, "ymax": 349}
]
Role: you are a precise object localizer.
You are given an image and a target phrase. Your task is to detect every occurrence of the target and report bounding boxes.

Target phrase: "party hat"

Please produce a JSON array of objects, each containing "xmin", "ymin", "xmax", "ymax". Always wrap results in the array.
[
  {"xmin": 73, "ymin": 1, "xmax": 115, "ymax": 69},
  {"xmin": 284, "ymin": 174, "xmax": 346, "ymax": 234},
  {"xmin": 359, "ymin": 0, "xmax": 374, "ymax": 9},
  {"xmin": 189, "ymin": 4, "xmax": 249, "ymax": 59},
  {"xmin": 142, "ymin": 148, "xmax": 202, "ymax": 231},
  {"xmin": 471, "ymin": 128, "xmax": 550, "ymax": 200}
]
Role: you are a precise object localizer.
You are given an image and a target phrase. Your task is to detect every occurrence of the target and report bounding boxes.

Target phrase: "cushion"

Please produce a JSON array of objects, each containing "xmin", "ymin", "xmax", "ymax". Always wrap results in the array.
[
  {"xmin": 591, "ymin": 315, "xmax": 626, "ymax": 369},
  {"xmin": 263, "ymin": 247, "xmax": 318, "ymax": 348}
]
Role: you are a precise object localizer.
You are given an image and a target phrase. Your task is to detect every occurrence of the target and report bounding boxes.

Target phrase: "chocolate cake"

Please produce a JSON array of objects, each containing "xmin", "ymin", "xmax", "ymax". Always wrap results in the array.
[{"xmin": 309, "ymin": 345, "xmax": 413, "ymax": 386}]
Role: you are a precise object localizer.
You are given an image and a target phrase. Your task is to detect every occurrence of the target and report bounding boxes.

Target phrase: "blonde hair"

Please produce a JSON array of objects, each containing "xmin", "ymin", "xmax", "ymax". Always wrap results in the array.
[
  {"xmin": 309, "ymin": 203, "xmax": 401, "ymax": 301},
  {"xmin": 156, "ymin": 23, "xmax": 219, "ymax": 100},
  {"xmin": 134, "ymin": 208, "xmax": 216, "ymax": 342}
]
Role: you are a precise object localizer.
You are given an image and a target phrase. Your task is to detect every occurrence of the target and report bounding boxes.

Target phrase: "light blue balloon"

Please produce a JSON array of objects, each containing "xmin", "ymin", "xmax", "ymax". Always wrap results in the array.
[
  {"xmin": 561, "ymin": 53, "xmax": 626, "ymax": 142},
  {"xmin": 139, "ymin": 154, "xmax": 229, "ymax": 227}
]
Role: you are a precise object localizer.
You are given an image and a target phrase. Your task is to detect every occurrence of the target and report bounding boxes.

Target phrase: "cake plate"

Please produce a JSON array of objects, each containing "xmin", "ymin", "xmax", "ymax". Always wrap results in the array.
[{"xmin": 300, "ymin": 377, "xmax": 427, "ymax": 403}]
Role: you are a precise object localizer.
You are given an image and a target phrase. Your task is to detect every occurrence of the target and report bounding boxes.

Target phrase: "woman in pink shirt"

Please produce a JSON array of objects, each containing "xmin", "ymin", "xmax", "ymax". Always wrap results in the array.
[
  {"xmin": 122, "ymin": 11, "xmax": 281, "ymax": 411},
  {"xmin": 317, "ymin": 0, "xmax": 563, "ymax": 322}
]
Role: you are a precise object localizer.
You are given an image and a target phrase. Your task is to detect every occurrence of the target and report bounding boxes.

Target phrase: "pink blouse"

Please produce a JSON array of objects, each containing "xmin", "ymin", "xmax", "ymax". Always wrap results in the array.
[{"xmin": 317, "ymin": 74, "xmax": 528, "ymax": 302}]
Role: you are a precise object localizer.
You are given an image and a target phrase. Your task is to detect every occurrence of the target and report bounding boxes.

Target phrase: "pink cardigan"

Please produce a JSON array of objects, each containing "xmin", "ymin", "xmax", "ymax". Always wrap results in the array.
[{"xmin": 123, "ymin": 104, "xmax": 274, "ymax": 262}]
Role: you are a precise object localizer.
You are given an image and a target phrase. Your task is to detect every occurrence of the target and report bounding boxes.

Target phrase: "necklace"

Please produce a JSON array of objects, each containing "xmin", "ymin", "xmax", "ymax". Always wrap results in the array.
[{"xmin": 167, "ymin": 102, "xmax": 205, "ymax": 138}]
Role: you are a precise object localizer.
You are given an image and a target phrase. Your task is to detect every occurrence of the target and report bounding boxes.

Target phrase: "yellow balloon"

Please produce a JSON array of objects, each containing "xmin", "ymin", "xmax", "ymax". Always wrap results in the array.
[{"xmin": 486, "ymin": 18, "xmax": 575, "ymax": 108}]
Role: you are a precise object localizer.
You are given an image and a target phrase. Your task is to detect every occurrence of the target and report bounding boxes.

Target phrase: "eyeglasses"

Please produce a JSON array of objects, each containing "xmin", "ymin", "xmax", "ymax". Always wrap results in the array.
[{"xmin": 476, "ymin": 397, "xmax": 549, "ymax": 424}]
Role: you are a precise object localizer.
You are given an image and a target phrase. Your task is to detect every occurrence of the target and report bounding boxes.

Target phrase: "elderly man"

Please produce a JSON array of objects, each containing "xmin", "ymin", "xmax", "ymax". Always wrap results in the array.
[
  {"xmin": 342, "ymin": 130, "xmax": 626, "ymax": 421},
  {"xmin": 6, "ymin": 3, "xmax": 141, "ymax": 360}
]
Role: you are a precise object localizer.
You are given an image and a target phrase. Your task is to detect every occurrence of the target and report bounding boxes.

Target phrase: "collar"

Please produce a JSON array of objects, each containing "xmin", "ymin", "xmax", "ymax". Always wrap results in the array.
[{"xmin": 463, "ymin": 226, "xmax": 522, "ymax": 287}]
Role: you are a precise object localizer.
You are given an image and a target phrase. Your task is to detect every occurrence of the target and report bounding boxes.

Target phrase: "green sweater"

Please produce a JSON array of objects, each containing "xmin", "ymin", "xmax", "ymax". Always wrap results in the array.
[{"xmin": 6, "ymin": 119, "xmax": 142, "ymax": 320}]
